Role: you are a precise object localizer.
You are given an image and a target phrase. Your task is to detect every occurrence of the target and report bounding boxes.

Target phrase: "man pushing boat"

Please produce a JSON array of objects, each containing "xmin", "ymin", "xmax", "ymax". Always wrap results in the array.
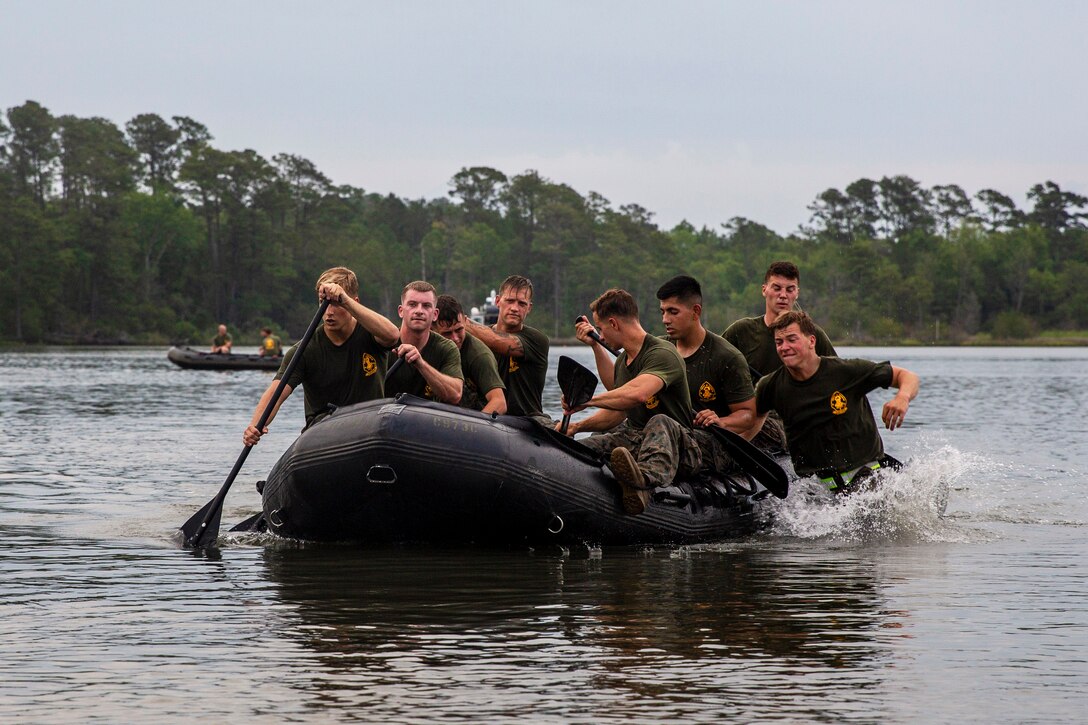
[
  {"xmin": 558, "ymin": 288, "xmax": 702, "ymax": 515},
  {"xmin": 753, "ymin": 310, "xmax": 919, "ymax": 493}
]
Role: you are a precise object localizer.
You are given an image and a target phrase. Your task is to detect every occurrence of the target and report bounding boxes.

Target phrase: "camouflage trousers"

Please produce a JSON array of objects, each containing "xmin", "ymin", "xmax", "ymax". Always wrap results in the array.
[
  {"xmin": 581, "ymin": 415, "xmax": 702, "ymax": 488},
  {"xmin": 753, "ymin": 411, "xmax": 788, "ymax": 453}
]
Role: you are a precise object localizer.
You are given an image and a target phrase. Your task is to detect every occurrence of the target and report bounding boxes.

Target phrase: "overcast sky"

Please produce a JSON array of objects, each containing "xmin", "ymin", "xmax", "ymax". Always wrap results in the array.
[{"xmin": 3, "ymin": 0, "xmax": 1085, "ymax": 233}]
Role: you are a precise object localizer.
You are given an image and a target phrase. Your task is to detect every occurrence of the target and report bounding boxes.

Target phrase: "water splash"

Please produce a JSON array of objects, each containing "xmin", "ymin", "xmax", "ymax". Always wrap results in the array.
[{"xmin": 761, "ymin": 445, "xmax": 990, "ymax": 544}]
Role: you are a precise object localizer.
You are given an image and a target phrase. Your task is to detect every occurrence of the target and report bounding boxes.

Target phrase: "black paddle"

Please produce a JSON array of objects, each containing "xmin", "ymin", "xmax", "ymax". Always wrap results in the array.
[
  {"xmin": 583, "ymin": 341, "xmax": 789, "ymax": 499},
  {"xmin": 557, "ymin": 355, "xmax": 598, "ymax": 435},
  {"xmin": 575, "ymin": 315, "xmax": 620, "ymax": 356},
  {"xmin": 176, "ymin": 299, "xmax": 330, "ymax": 549},
  {"xmin": 226, "ymin": 353, "xmax": 408, "ymax": 536}
]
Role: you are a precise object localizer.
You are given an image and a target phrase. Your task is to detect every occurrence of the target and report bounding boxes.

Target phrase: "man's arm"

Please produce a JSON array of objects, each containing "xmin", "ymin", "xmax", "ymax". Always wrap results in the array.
[
  {"xmin": 243, "ymin": 379, "xmax": 294, "ymax": 446},
  {"xmin": 882, "ymin": 365, "xmax": 919, "ymax": 431},
  {"xmin": 574, "ymin": 317, "xmax": 616, "ymax": 389},
  {"xmin": 694, "ymin": 398, "xmax": 758, "ymax": 439},
  {"xmin": 481, "ymin": 387, "xmax": 507, "ymax": 415},
  {"xmin": 395, "ymin": 343, "xmax": 463, "ymax": 404},
  {"xmin": 319, "ymin": 283, "xmax": 399, "ymax": 347},
  {"xmin": 464, "ymin": 319, "xmax": 525, "ymax": 358}
]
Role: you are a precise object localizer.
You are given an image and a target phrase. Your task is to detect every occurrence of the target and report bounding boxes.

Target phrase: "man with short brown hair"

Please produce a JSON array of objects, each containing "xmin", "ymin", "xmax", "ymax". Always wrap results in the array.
[
  {"xmin": 754, "ymin": 311, "xmax": 919, "ymax": 493},
  {"xmin": 434, "ymin": 295, "xmax": 506, "ymax": 414},
  {"xmin": 561, "ymin": 288, "xmax": 702, "ymax": 515},
  {"xmin": 384, "ymin": 281, "xmax": 463, "ymax": 404},
  {"xmin": 464, "ymin": 275, "xmax": 549, "ymax": 420}
]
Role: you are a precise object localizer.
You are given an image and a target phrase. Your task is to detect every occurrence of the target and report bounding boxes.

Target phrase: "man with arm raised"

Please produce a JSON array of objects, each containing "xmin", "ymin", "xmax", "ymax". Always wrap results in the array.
[
  {"xmin": 243, "ymin": 266, "xmax": 400, "ymax": 446},
  {"xmin": 463, "ymin": 275, "xmax": 550, "ymax": 422}
]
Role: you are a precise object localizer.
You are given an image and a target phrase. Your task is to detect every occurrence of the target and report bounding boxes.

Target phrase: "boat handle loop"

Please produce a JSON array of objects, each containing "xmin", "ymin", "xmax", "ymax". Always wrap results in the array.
[
  {"xmin": 547, "ymin": 514, "xmax": 564, "ymax": 534},
  {"xmin": 367, "ymin": 465, "xmax": 397, "ymax": 484}
]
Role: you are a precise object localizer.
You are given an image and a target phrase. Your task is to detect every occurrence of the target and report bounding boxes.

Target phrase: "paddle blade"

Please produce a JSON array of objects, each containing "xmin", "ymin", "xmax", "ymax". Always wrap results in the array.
[
  {"xmin": 709, "ymin": 426, "xmax": 789, "ymax": 499},
  {"xmin": 176, "ymin": 495, "xmax": 225, "ymax": 548},
  {"xmin": 557, "ymin": 355, "xmax": 598, "ymax": 408}
]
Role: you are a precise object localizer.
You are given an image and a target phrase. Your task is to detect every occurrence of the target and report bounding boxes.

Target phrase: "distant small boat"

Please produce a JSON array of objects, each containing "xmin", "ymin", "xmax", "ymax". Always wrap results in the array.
[{"xmin": 167, "ymin": 346, "xmax": 281, "ymax": 371}]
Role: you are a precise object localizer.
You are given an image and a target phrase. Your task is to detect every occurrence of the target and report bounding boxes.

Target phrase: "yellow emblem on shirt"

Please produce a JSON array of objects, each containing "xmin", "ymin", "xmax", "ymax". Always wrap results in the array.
[
  {"xmin": 645, "ymin": 394, "xmax": 659, "ymax": 410},
  {"xmin": 424, "ymin": 384, "xmax": 433, "ymax": 399},
  {"xmin": 830, "ymin": 391, "xmax": 848, "ymax": 415},
  {"xmin": 508, "ymin": 358, "xmax": 519, "ymax": 373},
  {"xmin": 698, "ymin": 381, "xmax": 717, "ymax": 402},
  {"xmin": 362, "ymin": 353, "xmax": 377, "ymax": 376}
]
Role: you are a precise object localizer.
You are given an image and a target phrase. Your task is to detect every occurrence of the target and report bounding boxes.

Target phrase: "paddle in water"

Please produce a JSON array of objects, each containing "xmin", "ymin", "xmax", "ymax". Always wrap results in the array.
[{"xmin": 176, "ymin": 298, "xmax": 330, "ymax": 549}]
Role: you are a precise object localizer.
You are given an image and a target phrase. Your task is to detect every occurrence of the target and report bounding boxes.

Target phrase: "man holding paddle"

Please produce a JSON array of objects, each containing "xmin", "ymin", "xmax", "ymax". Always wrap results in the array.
[
  {"xmin": 384, "ymin": 281, "xmax": 463, "ymax": 405},
  {"xmin": 754, "ymin": 311, "xmax": 919, "ymax": 493},
  {"xmin": 434, "ymin": 294, "xmax": 507, "ymax": 414},
  {"xmin": 559, "ymin": 288, "xmax": 702, "ymax": 515},
  {"xmin": 242, "ymin": 266, "xmax": 400, "ymax": 446}
]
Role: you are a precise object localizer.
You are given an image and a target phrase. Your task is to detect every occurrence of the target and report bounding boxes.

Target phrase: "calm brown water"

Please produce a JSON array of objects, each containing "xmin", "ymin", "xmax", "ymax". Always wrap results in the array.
[{"xmin": 1, "ymin": 346, "xmax": 1086, "ymax": 722}]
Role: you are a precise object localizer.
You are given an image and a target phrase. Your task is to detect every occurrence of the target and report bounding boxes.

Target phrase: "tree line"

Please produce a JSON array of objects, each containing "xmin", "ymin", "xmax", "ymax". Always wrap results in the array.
[{"xmin": 2, "ymin": 99, "xmax": 1086, "ymax": 346}]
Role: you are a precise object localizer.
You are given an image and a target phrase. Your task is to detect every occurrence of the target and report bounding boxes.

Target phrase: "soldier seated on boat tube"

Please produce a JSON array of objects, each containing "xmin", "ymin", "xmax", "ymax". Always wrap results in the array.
[
  {"xmin": 654, "ymin": 274, "xmax": 763, "ymax": 474},
  {"xmin": 258, "ymin": 327, "xmax": 282, "ymax": 357},
  {"xmin": 463, "ymin": 275, "xmax": 551, "ymax": 426},
  {"xmin": 433, "ymin": 294, "xmax": 507, "ymax": 415},
  {"xmin": 384, "ymin": 281, "xmax": 463, "ymax": 405},
  {"xmin": 559, "ymin": 288, "xmax": 702, "ymax": 516},
  {"xmin": 752, "ymin": 311, "xmax": 919, "ymax": 493},
  {"xmin": 242, "ymin": 266, "xmax": 400, "ymax": 446},
  {"xmin": 210, "ymin": 324, "xmax": 232, "ymax": 354}
]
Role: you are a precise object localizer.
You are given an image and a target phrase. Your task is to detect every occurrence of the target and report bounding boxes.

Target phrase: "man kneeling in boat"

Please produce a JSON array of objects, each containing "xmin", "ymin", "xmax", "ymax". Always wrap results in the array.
[
  {"xmin": 559, "ymin": 288, "xmax": 702, "ymax": 515},
  {"xmin": 753, "ymin": 311, "xmax": 919, "ymax": 493},
  {"xmin": 384, "ymin": 281, "xmax": 463, "ymax": 405},
  {"xmin": 242, "ymin": 267, "xmax": 400, "ymax": 446},
  {"xmin": 433, "ymin": 295, "xmax": 507, "ymax": 414}
]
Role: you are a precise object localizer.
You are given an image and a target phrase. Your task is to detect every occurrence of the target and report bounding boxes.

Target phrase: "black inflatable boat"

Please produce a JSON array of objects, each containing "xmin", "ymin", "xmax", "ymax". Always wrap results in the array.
[
  {"xmin": 167, "ymin": 346, "xmax": 281, "ymax": 371},
  {"xmin": 259, "ymin": 394, "xmax": 787, "ymax": 546}
]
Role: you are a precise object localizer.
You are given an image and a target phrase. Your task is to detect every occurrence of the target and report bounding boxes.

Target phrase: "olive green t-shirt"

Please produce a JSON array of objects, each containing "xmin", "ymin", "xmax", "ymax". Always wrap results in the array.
[
  {"xmin": 276, "ymin": 324, "xmax": 389, "ymax": 428},
  {"xmin": 385, "ymin": 333, "xmax": 463, "ymax": 401},
  {"xmin": 458, "ymin": 333, "xmax": 505, "ymax": 411},
  {"xmin": 755, "ymin": 357, "xmax": 893, "ymax": 477},
  {"xmin": 723, "ymin": 316, "xmax": 836, "ymax": 379},
  {"xmin": 212, "ymin": 333, "xmax": 231, "ymax": 348},
  {"xmin": 662, "ymin": 331, "xmax": 754, "ymax": 418},
  {"xmin": 614, "ymin": 334, "xmax": 693, "ymax": 430},
  {"xmin": 494, "ymin": 325, "xmax": 549, "ymax": 417},
  {"xmin": 261, "ymin": 334, "xmax": 282, "ymax": 357}
]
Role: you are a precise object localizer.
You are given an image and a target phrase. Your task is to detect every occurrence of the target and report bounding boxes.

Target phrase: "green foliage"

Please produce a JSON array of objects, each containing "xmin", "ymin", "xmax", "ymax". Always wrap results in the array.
[{"xmin": 1, "ymin": 100, "xmax": 1086, "ymax": 344}]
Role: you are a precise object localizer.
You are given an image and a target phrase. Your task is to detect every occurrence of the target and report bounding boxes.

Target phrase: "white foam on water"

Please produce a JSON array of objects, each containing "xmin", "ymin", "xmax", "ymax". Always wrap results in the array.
[{"xmin": 760, "ymin": 443, "xmax": 993, "ymax": 544}]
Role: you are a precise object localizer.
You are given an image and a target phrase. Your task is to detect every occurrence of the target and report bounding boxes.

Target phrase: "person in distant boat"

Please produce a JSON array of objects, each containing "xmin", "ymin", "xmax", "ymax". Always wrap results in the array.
[
  {"xmin": 211, "ymin": 324, "xmax": 232, "ymax": 354},
  {"xmin": 559, "ymin": 288, "xmax": 702, "ymax": 516},
  {"xmin": 433, "ymin": 295, "xmax": 507, "ymax": 414},
  {"xmin": 384, "ymin": 281, "xmax": 463, "ymax": 405},
  {"xmin": 258, "ymin": 327, "xmax": 282, "ymax": 357},
  {"xmin": 723, "ymin": 260, "xmax": 836, "ymax": 380},
  {"xmin": 464, "ymin": 275, "xmax": 550, "ymax": 423},
  {"xmin": 753, "ymin": 311, "xmax": 919, "ymax": 493},
  {"xmin": 242, "ymin": 266, "xmax": 400, "ymax": 446}
]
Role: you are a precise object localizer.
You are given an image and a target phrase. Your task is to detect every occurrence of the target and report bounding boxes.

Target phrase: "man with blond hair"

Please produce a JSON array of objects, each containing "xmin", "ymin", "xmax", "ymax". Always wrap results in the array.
[
  {"xmin": 385, "ymin": 281, "xmax": 463, "ymax": 404},
  {"xmin": 243, "ymin": 266, "xmax": 400, "ymax": 446}
]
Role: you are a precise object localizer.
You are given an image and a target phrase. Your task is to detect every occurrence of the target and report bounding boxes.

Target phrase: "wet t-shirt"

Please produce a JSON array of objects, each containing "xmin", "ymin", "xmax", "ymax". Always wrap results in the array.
[
  {"xmin": 277, "ymin": 324, "xmax": 389, "ymax": 428},
  {"xmin": 493, "ymin": 325, "xmax": 549, "ymax": 417},
  {"xmin": 723, "ymin": 316, "xmax": 836, "ymax": 379},
  {"xmin": 755, "ymin": 357, "xmax": 892, "ymax": 476},
  {"xmin": 663, "ymin": 331, "xmax": 753, "ymax": 418},
  {"xmin": 614, "ymin": 334, "xmax": 693, "ymax": 430},
  {"xmin": 458, "ymin": 333, "xmax": 505, "ymax": 410}
]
